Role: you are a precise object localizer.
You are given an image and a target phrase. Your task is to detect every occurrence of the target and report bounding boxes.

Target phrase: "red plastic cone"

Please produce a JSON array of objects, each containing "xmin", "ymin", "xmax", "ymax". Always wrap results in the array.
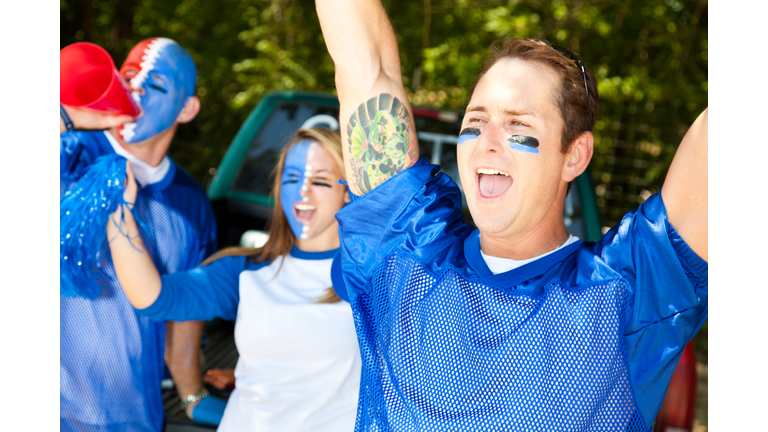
[{"xmin": 60, "ymin": 42, "xmax": 140, "ymax": 117}]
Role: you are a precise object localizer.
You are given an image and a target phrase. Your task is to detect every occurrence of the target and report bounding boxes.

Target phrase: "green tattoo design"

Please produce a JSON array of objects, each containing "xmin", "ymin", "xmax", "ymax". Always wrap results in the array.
[{"xmin": 346, "ymin": 94, "xmax": 418, "ymax": 193}]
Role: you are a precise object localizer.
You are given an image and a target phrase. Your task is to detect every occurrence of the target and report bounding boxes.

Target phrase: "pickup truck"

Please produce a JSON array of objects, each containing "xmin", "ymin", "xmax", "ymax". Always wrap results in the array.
[{"xmin": 163, "ymin": 91, "xmax": 697, "ymax": 432}]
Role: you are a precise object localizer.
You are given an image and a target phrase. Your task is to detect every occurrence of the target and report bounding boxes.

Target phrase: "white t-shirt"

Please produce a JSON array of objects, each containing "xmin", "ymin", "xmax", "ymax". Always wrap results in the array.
[
  {"xmin": 480, "ymin": 234, "xmax": 580, "ymax": 275},
  {"xmin": 218, "ymin": 251, "xmax": 361, "ymax": 432}
]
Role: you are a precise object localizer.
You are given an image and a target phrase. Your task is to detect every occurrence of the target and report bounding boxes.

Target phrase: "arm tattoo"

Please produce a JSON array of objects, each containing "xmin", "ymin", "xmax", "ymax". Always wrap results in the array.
[{"xmin": 346, "ymin": 94, "xmax": 418, "ymax": 193}]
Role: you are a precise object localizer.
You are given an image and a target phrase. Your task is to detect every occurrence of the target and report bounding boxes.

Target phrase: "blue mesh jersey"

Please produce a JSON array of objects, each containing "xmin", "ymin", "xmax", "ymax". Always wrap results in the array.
[
  {"xmin": 336, "ymin": 159, "xmax": 708, "ymax": 432},
  {"xmin": 60, "ymin": 131, "xmax": 217, "ymax": 432}
]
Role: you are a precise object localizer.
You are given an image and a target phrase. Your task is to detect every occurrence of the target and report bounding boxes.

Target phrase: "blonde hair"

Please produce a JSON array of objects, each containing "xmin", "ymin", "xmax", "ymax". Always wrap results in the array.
[{"xmin": 202, "ymin": 127, "xmax": 346, "ymax": 303}]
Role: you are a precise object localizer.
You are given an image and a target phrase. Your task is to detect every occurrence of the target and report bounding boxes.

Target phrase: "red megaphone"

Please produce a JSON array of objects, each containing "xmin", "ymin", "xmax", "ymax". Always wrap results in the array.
[{"xmin": 60, "ymin": 42, "xmax": 140, "ymax": 117}]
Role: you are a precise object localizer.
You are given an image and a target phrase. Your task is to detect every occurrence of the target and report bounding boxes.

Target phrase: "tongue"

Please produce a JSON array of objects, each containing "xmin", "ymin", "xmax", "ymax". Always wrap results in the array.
[
  {"xmin": 479, "ymin": 175, "xmax": 513, "ymax": 198},
  {"xmin": 297, "ymin": 210, "xmax": 315, "ymax": 219}
]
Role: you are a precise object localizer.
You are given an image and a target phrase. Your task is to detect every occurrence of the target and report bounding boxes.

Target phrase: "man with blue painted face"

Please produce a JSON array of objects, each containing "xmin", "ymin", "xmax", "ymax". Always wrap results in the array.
[
  {"xmin": 316, "ymin": 1, "xmax": 708, "ymax": 431},
  {"xmin": 60, "ymin": 38, "xmax": 221, "ymax": 431}
]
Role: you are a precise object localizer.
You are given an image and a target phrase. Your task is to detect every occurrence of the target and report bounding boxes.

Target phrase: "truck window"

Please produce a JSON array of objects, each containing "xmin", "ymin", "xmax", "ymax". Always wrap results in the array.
[{"xmin": 231, "ymin": 102, "xmax": 339, "ymax": 196}]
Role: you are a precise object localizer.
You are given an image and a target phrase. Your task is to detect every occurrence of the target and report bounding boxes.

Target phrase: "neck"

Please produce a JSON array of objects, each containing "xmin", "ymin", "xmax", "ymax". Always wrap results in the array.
[
  {"xmin": 295, "ymin": 222, "xmax": 341, "ymax": 252},
  {"xmin": 108, "ymin": 123, "xmax": 177, "ymax": 167},
  {"xmin": 479, "ymin": 192, "xmax": 571, "ymax": 260},
  {"xmin": 480, "ymin": 223, "xmax": 570, "ymax": 260}
]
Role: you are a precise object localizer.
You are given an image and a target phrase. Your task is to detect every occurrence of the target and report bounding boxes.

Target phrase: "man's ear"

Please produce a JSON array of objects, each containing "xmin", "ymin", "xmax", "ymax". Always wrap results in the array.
[
  {"xmin": 176, "ymin": 96, "xmax": 201, "ymax": 124},
  {"xmin": 343, "ymin": 187, "xmax": 351, "ymax": 204},
  {"xmin": 562, "ymin": 131, "xmax": 594, "ymax": 183}
]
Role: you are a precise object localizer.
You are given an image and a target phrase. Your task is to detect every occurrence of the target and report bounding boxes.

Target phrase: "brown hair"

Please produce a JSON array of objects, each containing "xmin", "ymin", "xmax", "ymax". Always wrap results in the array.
[
  {"xmin": 469, "ymin": 38, "xmax": 599, "ymax": 154},
  {"xmin": 201, "ymin": 127, "xmax": 346, "ymax": 303}
]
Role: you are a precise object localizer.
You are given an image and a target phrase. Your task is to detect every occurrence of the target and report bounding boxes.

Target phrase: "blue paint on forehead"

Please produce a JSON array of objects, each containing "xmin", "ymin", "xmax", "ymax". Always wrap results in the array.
[
  {"xmin": 281, "ymin": 141, "xmax": 312, "ymax": 238},
  {"xmin": 120, "ymin": 39, "xmax": 198, "ymax": 143}
]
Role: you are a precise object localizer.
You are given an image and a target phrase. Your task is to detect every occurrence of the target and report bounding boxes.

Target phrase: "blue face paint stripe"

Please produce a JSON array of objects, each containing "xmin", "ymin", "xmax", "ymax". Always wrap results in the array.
[
  {"xmin": 458, "ymin": 127, "xmax": 481, "ymax": 145},
  {"xmin": 509, "ymin": 143, "xmax": 540, "ymax": 153},
  {"xmin": 508, "ymin": 135, "xmax": 540, "ymax": 154}
]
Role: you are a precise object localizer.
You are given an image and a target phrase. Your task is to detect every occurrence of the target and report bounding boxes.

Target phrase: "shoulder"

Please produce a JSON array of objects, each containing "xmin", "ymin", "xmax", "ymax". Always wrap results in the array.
[
  {"xmin": 338, "ymin": 158, "xmax": 466, "ymax": 244},
  {"xmin": 161, "ymin": 162, "xmax": 214, "ymax": 216},
  {"xmin": 337, "ymin": 159, "xmax": 469, "ymax": 288},
  {"xmin": 60, "ymin": 130, "xmax": 105, "ymax": 143},
  {"xmin": 60, "ymin": 130, "xmax": 112, "ymax": 154},
  {"xmin": 554, "ymin": 241, "xmax": 625, "ymax": 288},
  {"xmin": 168, "ymin": 162, "xmax": 208, "ymax": 195},
  {"xmin": 60, "ymin": 131, "xmax": 116, "ymax": 181}
]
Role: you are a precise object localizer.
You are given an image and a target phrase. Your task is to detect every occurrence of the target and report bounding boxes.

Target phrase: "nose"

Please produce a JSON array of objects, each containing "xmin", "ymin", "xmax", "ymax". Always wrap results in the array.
[{"xmin": 476, "ymin": 121, "xmax": 506, "ymax": 155}]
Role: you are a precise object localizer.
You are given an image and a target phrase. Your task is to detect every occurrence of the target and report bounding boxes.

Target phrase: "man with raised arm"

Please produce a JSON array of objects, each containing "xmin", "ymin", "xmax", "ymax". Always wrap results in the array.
[
  {"xmin": 60, "ymin": 38, "xmax": 222, "ymax": 430},
  {"xmin": 316, "ymin": 1, "xmax": 707, "ymax": 430}
]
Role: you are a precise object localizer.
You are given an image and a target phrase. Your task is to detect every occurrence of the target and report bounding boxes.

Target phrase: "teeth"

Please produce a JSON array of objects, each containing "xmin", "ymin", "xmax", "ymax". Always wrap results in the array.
[
  {"xmin": 477, "ymin": 168, "xmax": 510, "ymax": 176},
  {"xmin": 295, "ymin": 203, "xmax": 316, "ymax": 211}
]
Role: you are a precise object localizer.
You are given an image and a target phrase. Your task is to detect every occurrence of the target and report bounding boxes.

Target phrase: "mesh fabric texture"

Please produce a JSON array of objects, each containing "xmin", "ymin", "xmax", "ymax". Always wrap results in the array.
[
  {"xmin": 351, "ymin": 250, "xmax": 646, "ymax": 432},
  {"xmin": 337, "ymin": 159, "xmax": 707, "ymax": 432}
]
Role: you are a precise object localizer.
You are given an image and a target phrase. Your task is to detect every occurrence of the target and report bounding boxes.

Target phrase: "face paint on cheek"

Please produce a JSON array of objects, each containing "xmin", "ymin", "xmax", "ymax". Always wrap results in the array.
[
  {"xmin": 117, "ymin": 38, "xmax": 195, "ymax": 143},
  {"xmin": 508, "ymin": 135, "xmax": 540, "ymax": 154},
  {"xmin": 280, "ymin": 141, "xmax": 312, "ymax": 239},
  {"xmin": 458, "ymin": 127, "xmax": 481, "ymax": 145}
]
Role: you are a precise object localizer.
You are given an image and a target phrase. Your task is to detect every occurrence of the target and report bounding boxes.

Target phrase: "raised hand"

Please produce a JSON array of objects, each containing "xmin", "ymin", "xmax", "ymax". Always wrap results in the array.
[{"xmin": 107, "ymin": 159, "xmax": 163, "ymax": 309}]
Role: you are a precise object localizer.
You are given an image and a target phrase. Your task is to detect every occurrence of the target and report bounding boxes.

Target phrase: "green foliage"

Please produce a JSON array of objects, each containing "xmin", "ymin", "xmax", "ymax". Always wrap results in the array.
[
  {"xmin": 61, "ymin": 0, "xmax": 337, "ymax": 182},
  {"xmin": 62, "ymin": 0, "xmax": 707, "ymax": 229}
]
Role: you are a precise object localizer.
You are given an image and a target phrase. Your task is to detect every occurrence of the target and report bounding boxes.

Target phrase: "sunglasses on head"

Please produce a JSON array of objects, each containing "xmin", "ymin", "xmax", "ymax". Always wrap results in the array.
[{"xmin": 551, "ymin": 44, "xmax": 592, "ymax": 129}]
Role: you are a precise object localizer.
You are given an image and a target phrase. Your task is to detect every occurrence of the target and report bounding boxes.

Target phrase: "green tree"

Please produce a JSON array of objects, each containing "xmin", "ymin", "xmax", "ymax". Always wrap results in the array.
[{"xmin": 61, "ymin": 0, "xmax": 707, "ymax": 229}]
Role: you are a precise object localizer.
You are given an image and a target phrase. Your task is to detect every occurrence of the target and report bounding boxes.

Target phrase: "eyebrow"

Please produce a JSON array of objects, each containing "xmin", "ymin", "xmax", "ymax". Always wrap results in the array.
[
  {"xmin": 465, "ymin": 105, "xmax": 535, "ymax": 117},
  {"xmin": 502, "ymin": 108, "xmax": 535, "ymax": 117},
  {"xmin": 465, "ymin": 105, "xmax": 486, "ymax": 113}
]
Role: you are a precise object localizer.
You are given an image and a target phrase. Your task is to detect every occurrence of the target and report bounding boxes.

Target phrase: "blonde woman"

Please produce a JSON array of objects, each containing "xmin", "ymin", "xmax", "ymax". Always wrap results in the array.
[{"xmin": 108, "ymin": 128, "xmax": 361, "ymax": 431}]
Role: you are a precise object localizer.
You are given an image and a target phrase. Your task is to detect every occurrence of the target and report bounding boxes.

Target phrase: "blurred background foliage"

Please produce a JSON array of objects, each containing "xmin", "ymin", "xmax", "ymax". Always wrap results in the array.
[{"xmin": 60, "ymin": 0, "xmax": 707, "ymax": 230}]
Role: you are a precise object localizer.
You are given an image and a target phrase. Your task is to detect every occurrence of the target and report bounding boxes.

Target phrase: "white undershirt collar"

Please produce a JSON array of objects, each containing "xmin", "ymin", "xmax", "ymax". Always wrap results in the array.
[
  {"xmin": 103, "ymin": 131, "xmax": 170, "ymax": 187},
  {"xmin": 480, "ymin": 234, "xmax": 580, "ymax": 275}
]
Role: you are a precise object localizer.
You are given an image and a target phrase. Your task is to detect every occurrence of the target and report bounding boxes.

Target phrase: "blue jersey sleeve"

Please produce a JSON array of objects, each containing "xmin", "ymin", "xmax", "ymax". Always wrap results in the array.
[
  {"xmin": 594, "ymin": 192, "xmax": 708, "ymax": 334},
  {"xmin": 593, "ymin": 192, "xmax": 707, "ymax": 424},
  {"xmin": 336, "ymin": 158, "xmax": 468, "ymax": 300},
  {"xmin": 138, "ymin": 255, "xmax": 246, "ymax": 322}
]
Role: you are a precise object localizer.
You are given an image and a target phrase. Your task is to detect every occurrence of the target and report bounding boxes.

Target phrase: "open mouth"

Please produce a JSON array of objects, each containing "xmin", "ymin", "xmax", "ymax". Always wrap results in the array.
[
  {"xmin": 294, "ymin": 202, "xmax": 317, "ymax": 222},
  {"xmin": 477, "ymin": 168, "xmax": 513, "ymax": 199}
]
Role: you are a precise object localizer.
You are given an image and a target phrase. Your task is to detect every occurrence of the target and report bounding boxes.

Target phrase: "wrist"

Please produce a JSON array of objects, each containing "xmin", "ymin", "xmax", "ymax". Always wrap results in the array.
[
  {"xmin": 180, "ymin": 387, "xmax": 209, "ymax": 418},
  {"xmin": 60, "ymin": 105, "xmax": 75, "ymax": 132}
]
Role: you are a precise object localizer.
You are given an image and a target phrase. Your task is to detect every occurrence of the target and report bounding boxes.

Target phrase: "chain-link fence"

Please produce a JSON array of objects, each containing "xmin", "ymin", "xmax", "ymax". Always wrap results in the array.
[{"xmin": 589, "ymin": 100, "xmax": 691, "ymax": 232}]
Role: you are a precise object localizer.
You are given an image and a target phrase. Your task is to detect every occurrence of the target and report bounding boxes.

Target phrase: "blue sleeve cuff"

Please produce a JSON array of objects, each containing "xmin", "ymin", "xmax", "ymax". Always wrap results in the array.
[
  {"xmin": 191, "ymin": 395, "xmax": 227, "ymax": 426},
  {"xmin": 331, "ymin": 250, "xmax": 349, "ymax": 303},
  {"xmin": 666, "ymin": 219, "xmax": 708, "ymax": 284}
]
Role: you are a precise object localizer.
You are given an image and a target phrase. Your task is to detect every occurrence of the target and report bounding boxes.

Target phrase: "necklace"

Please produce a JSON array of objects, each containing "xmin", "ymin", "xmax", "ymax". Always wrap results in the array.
[{"xmin": 556, "ymin": 233, "xmax": 571, "ymax": 249}]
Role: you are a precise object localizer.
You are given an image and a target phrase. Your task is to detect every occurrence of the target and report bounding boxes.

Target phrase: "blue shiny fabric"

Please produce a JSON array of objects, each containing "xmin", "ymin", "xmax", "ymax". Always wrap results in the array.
[
  {"xmin": 60, "ymin": 131, "xmax": 217, "ymax": 432},
  {"xmin": 281, "ymin": 140, "xmax": 311, "ymax": 238},
  {"xmin": 60, "ymin": 154, "xmax": 151, "ymax": 299},
  {"xmin": 336, "ymin": 158, "xmax": 707, "ymax": 431}
]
